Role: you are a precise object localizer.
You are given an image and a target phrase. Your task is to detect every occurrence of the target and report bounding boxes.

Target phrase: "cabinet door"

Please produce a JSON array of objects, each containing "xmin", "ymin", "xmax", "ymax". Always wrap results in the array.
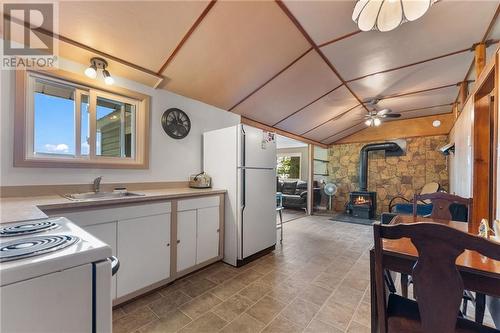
[
  {"xmin": 117, "ymin": 214, "xmax": 170, "ymax": 298},
  {"xmin": 84, "ymin": 222, "xmax": 117, "ymax": 300},
  {"xmin": 196, "ymin": 207, "xmax": 220, "ymax": 264},
  {"xmin": 177, "ymin": 210, "xmax": 197, "ymax": 272}
]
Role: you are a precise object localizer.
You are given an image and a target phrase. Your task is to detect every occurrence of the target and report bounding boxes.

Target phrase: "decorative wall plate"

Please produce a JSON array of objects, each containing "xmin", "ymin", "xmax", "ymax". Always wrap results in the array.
[{"xmin": 161, "ymin": 108, "xmax": 191, "ymax": 139}]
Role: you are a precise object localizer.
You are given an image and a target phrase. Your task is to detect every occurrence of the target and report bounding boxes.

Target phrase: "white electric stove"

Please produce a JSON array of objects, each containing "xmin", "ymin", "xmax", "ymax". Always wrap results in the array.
[{"xmin": 0, "ymin": 217, "xmax": 115, "ymax": 333}]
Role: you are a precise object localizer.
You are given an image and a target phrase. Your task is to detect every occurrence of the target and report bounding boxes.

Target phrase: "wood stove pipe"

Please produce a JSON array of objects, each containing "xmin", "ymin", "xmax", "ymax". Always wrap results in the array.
[{"xmin": 359, "ymin": 142, "xmax": 401, "ymax": 191}]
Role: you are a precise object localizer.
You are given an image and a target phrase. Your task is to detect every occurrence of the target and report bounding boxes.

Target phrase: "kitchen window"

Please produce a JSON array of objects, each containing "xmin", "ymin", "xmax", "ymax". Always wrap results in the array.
[{"xmin": 15, "ymin": 70, "xmax": 150, "ymax": 168}]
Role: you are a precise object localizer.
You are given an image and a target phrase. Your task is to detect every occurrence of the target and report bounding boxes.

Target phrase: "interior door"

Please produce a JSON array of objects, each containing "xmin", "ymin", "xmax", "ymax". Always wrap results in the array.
[
  {"xmin": 117, "ymin": 214, "xmax": 170, "ymax": 298},
  {"xmin": 241, "ymin": 168, "xmax": 277, "ymax": 259},
  {"xmin": 196, "ymin": 206, "xmax": 220, "ymax": 264},
  {"xmin": 242, "ymin": 125, "xmax": 276, "ymax": 168},
  {"xmin": 177, "ymin": 210, "xmax": 197, "ymax": 272}
]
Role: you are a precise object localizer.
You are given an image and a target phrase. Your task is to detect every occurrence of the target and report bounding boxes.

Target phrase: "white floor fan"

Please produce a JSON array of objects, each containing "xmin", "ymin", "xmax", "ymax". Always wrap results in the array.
[{"xmin": 324, "ymin": 183, "xmax": 337, "ymax": 211}]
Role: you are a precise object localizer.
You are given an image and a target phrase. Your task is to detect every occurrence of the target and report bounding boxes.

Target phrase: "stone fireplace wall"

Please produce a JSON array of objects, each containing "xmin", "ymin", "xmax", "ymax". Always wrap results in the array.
[{"xmin": 328, "ymin": 135, "xmax": 449, "ymax": 215}]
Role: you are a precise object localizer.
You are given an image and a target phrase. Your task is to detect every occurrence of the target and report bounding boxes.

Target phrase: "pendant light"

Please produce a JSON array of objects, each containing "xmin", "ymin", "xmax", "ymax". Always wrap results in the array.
[{"xmin": 352, "ymin": 0, "xmax": 438, "ymax": 32}]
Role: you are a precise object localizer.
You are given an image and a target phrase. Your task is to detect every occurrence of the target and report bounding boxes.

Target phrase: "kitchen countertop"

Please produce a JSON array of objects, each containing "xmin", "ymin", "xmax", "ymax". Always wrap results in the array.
[{"xmin": 0, "ymin": 188, "xmax": 226, "ymax": 224}]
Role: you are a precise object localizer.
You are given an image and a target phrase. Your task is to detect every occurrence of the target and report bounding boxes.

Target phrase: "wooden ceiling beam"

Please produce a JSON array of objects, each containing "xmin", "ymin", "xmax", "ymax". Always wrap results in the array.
[
  {"xmin": 321, "ymin": 103, "xmax": 455, "ymax": 143},
  {"xmin": 157, "ymin": 0, "xmax": 217, "ymax": 74},
  {"xmin": 274, "ymin": 0, "xmax": 369, "ymax": 114},
  {"xmin": 272, "ymin": 83, "xmax": 344, "ymax": 126},
  {"xmin": 241, "ymin": 116, "xmax": 328, "ymax": 148},
  {"xmin": 228, "ymin": 48, "xmax": 313, "ymax": 111},
  {"xmin": 301, "ymin": 104, "xmax": 361, "ymax": 136},
  {"xmin": 453, "ymin": 3, "xmax": 499, "ymax": 110},
  {"xmin": 330, "ymin": 113, "xmax": 456, "ymax": 145},
  {"xmin": 299, "ymin": 82, "xmax": 460, "ymax": 136},
  {"xmin": 3, "ymin": 13, "xmax": 163, "ymax": 82},
  {"xmin": 346, "ymin": 47, "xmax": 471, "ymax": 83},
  {"xmin": 317, "ymin": 30, "xmax": 362, "ymax": 48}
]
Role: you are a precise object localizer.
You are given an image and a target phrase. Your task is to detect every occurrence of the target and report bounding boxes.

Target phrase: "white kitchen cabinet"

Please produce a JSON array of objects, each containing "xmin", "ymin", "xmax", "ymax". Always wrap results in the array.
[
  {"xmin": 116, "ymin": 214, "xmax": 171, "ymax": 298},
  {"xmin": 177, "ymin": 210, "xmax": 197, "ymax": 272},
  {"xmin": 83, "ymin": 222, "xmax": 117, "ymax": 299},
  {"xmin": 177, "ymin": 196, "xmax": 221, "ymax": 272},
  {"xmin": 196, "ymin": 207, "xmax": 220, "ymax": 264}
]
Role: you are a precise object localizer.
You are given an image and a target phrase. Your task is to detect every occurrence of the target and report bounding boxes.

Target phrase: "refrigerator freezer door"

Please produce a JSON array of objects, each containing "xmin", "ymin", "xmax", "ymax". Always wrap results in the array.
[
  {"xmin": 240, "ymin": 168, "xmax": 277, "ymax": 259},
  {"xmin": 241, "ymin": 125, "xmax": 276, "ymax": 169}
]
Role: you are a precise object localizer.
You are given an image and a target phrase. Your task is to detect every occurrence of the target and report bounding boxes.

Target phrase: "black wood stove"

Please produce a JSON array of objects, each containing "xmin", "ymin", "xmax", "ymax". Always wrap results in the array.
[{"xmin": 348, "ymin": 142, "xmax": 403, "ymax": 219}]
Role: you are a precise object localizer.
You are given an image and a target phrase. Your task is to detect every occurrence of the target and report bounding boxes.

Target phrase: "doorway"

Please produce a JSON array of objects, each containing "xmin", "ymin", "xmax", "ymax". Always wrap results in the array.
[{"xmin": 275, "ymin": 135, "xmax": 309, "ymax": 223}]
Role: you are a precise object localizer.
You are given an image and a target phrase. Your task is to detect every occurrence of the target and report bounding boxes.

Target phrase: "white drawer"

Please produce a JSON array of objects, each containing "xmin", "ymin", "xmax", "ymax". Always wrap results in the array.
[
  {"xmin": 177, "ymin": 196, "xmax": 220, "ymax": 212},
  {"xmin": 53, "ymin": 202, "xmax": 171, "ymax": 227}
]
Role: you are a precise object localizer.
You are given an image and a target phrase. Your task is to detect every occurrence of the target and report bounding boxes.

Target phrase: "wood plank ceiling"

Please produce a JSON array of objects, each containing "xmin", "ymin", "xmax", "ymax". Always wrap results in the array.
[{"xmin": 15, "ymin": 0, "xmax": 500, "ymax": 144}]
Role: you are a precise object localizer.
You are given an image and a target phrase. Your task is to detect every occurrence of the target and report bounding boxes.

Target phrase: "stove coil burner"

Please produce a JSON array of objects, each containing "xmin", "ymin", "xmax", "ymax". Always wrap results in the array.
[
  {"xmin": 0, "ymin": 220, "xmax": 60, "ymax": 237},
  {"xmin": 0, "ymin": 235, "xmax": 79, "ymax": 262}
]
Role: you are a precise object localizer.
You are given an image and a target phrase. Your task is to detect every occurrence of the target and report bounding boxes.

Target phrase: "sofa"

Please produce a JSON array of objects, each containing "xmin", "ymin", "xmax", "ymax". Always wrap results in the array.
[{"xmin": 276, "ymin": 179, "xmax": 321, "ymax": 211}]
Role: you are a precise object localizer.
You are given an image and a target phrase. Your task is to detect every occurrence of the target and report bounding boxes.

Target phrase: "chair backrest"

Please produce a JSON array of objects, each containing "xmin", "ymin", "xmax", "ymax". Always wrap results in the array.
[
  {"xmin": 420, "ymin": 182, "xmax": 440, "ymax": 195},
  {"xmin": 413, "ymin": 192, "xmax": 472, "ymax": 222},
  {"xmin": 373, "ymin": 222, "xmax": 500, "ymax": 333}
]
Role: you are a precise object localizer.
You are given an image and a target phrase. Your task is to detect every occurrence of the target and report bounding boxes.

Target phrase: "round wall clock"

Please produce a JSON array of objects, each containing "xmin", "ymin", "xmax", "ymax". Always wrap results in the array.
[{"xmin": 161, "ymin": 108, "xmax": 191, "ymax": 139}]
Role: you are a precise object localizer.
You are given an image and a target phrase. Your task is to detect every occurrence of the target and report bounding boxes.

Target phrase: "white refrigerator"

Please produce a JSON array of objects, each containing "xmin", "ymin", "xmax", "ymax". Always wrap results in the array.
[{"xmin": 204, "ymin": 124, "xmax": 277, "ymax": 266}]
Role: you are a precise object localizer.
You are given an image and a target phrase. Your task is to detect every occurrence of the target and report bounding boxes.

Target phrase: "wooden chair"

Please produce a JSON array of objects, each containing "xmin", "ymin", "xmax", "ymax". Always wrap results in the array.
[
  {"xmin": 374, "ymin": 222, "xmax": 500, "ymax": 333},
  {"xmin": 412, "ymin": 192, "xmax": 472, "ymax": 222},
  {"xmin": 410, "ymin": 193, "xmax": 479, "ymax": 319}
]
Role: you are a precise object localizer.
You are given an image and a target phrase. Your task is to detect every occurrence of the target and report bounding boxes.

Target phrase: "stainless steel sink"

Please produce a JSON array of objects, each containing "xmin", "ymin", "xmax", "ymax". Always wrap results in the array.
[{"xmin": 63, "ymin": 191, "xmax": 145, "ymax": 201}]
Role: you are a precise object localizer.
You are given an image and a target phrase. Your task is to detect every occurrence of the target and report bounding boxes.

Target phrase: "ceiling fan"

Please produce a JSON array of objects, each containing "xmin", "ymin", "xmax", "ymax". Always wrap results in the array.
[{"xmin": 364, "ymin": 99, "xmax": 401, "ymax": 127}]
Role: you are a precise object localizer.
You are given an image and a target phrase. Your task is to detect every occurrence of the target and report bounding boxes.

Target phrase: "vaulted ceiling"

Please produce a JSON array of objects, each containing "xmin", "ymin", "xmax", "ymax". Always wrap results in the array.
[{"xmin": 6, "ymin": 0, "xmax": 500, "ymax": 144}]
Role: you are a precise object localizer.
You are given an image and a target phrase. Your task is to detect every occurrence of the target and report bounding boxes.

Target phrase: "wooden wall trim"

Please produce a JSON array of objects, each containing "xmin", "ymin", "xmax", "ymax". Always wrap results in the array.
[
  {"xmin": 157, "ymin": 0, "xmax": 217, "ymax": 74},
  {"xmin": 302, "ymin": 104, "xmax": 360, "ymax": 136},
  {"xmin": 241, "ymin": 116, "xmax": 327, "ymax": 148},
  {"xmin": 332, "ymin": 113, "xmax": 455, "ymax": 145}
]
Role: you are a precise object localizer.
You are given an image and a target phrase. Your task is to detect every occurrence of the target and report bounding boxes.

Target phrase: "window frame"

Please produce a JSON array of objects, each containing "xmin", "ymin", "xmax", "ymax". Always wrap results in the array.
[{"xmin": 15, "ymin": 68, "xmax": 150, "ymax": 169}]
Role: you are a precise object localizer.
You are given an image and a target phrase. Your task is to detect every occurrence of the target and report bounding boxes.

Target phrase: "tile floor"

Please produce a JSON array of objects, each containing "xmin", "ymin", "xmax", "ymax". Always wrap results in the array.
[
  {"xmin": 112, "ymin": 215, "xmax": 494, "ymax": 332},
  {"xmin": 113, "ymin": 216, "xmax": 373, "ymax": 333}
]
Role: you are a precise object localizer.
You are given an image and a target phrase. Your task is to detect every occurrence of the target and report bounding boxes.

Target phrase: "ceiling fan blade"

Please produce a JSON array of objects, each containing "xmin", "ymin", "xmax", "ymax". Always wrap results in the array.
[
  {"xmin": 384, "ymin": 113, "xmax": 401, "ymax": 118},
  {"xmin": 377, "ymin": 108, "xmax": 391, "ymax": 116}
]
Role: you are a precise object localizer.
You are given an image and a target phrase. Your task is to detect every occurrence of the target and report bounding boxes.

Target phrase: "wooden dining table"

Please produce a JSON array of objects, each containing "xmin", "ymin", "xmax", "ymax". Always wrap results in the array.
[{"xmin": 369, "ymin": 215, "xmax": 500, "ymax": 333}]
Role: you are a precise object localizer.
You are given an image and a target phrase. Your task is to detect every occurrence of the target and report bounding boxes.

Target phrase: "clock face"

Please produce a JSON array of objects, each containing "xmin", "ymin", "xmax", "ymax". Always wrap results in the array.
[{"xmin": 161, "ymin": 108, "xmax": 191, "ymax": 139}]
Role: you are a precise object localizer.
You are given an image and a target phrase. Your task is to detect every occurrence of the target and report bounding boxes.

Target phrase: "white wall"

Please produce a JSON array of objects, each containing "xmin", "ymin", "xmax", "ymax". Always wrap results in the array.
[
  {"xmin": 449, "ymin": 98, "xmax": 473, "ymax": 198},
  {"xmin": 0, "ymin": 59, "xmax": 240, "ymax": 186}
]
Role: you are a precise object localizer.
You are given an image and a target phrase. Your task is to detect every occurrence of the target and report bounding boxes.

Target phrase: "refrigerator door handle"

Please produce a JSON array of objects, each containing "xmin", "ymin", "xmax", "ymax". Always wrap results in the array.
[{"xmin": 241, "ymin": 126, "xmax": 246, "ymax": 260}]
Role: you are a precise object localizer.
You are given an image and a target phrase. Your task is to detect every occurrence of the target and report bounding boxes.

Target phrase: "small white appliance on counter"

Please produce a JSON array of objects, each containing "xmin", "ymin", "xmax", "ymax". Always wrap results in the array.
[
  {"xmin": 0, "ymin": 217, "xmax": 116, "ymax": 333},
  {"xmin": 204, "ymin": 124, "xmax": 276, "ymax": 266}
]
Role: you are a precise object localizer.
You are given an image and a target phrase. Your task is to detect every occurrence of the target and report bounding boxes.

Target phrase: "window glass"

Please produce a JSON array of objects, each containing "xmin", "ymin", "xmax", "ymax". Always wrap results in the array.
[
  {"xmin": 80, "ymin": 94, "xmax": 89, "ymax": 155},
  {"xmin": 95, "ymin": 96, "xmax": 135, "ymax": 158},
  {"xmin": 33, "ymin": 79, "xmax": 75, "ymax": 156},
  {"xmin": 277, "ymin": 155, "xmax": 301, "ymax": 179}
]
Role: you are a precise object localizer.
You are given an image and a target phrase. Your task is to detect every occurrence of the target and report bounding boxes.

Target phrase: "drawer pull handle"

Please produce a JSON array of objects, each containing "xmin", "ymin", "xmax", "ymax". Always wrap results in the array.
[
  {"xmin": 177, "ymin": 240, "xmax": 180, "ymax": 244},
  {"xmin": 167, "ymin": 243, "xmax": 170, "ymax": 247},
  {"xmin": 217, "ymin": 229, "xmax": 220, "ymax": 232}
]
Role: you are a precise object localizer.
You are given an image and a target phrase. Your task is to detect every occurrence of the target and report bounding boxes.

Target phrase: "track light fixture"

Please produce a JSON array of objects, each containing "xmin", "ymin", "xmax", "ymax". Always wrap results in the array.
[{"xmin": 85, "ymin": 57, "xmax": 114, "ymax": 85}]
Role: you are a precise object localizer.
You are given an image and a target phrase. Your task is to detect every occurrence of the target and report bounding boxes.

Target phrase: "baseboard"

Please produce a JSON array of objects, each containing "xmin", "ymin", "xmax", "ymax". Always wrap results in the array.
[{"xmin": 236, "ymin": 244, "xmax": 276, "ymax": 267}]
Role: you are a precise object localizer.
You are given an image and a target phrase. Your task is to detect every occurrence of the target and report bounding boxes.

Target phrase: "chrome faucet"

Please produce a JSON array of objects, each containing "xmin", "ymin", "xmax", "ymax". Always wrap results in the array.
[{"xmin": 93, "ymin": 176, "xmax": 102, "ymax": 193}]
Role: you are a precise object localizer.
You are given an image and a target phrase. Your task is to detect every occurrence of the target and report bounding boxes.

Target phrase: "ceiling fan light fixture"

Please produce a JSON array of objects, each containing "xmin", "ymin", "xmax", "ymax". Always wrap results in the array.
[
  {"xmin": 365, "ymin": 119, "xmax": 373, "ymax": 126},
  {"xmin": 352, "ymin": 0, "xmax": 437, "ymax": 32},
  {"xmin": 373, "ymin": 118, "xmax": 382, "ymax": 126}
]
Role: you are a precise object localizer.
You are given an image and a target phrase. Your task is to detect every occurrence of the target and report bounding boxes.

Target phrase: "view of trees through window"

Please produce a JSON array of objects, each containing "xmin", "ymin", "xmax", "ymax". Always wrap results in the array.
[{"xmin": 277, "ymin": 155, "xmax": 301, "ymax": 179}]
